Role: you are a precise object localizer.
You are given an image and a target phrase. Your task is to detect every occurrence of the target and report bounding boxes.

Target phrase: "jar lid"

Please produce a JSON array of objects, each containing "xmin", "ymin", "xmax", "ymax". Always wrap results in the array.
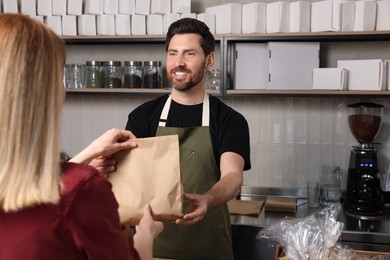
[
  {"xmin": 86, "ymin": 61, "xmax": 103, "ymax": 66},
  {"xmin": 124, "ymin": 61, "xmax": 143, "ymax": 66},
  {"xmin": 143, "ymin": 61, "xmax": 162, "ymax": 66},
  {"xmin": 103, "ymin": 61, "xmax": 122, "ymax": 66}
]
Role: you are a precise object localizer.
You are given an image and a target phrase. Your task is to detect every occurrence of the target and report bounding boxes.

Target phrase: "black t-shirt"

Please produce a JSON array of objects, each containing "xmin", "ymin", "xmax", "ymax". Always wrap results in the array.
[{"xmin": 125, "ymin": 94, "xmax": 251, "ymax": 171}]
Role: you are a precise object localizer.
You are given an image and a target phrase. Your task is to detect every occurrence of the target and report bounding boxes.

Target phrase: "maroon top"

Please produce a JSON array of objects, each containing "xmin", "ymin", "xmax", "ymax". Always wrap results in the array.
[{"xmin": 0, "ymin": 162, "xmax": 140, "ymax": 260}]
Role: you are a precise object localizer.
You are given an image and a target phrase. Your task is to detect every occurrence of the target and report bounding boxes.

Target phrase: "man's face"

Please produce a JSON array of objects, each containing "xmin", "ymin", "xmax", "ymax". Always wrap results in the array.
[{"xmin": 166, "ymin": 33, "xmax": 212, "ymax": 91}]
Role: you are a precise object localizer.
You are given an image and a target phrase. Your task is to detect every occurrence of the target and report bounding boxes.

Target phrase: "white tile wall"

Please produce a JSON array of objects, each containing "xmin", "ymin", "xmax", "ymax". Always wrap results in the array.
[{"xmin": 62, "ymin": 95, "xmax": 390, "ymax": 190}]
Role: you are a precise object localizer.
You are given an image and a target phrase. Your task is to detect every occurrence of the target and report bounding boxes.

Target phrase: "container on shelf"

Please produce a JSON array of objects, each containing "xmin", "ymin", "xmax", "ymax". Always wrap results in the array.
[
  {"xmin": 64, "ymin": 64, "xmax": 86, "ymax": 89},
  {"xmin": 85, "ymin": 61, "xmax": 103, "ymax": 88},
  {"xmin": 143, "ymin": 61, "xmax": 162, "ymax": 89},
  {"xmin": 102, "ymin": 61, "xmax": 123, "ymax": 88},
  {"xmin": 123, "ymin": 61, "xmax": 143, "ymax": 88}
]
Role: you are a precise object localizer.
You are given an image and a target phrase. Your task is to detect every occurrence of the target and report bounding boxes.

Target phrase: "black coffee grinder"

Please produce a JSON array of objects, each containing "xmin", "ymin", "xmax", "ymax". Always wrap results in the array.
[{"xmin": 344, "ymin": 102, "xmax": 385, "ymax": 219}]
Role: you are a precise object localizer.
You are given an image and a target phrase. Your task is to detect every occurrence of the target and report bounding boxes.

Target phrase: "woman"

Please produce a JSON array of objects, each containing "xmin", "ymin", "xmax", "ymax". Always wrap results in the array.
[{"xmin": 0, "ymin": 13, "xmax": 162, "ymax": 260}]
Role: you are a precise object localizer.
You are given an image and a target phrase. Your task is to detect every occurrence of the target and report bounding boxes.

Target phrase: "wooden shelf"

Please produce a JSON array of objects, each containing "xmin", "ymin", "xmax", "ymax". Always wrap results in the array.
[
  {"xmin": 65, "ymin": 88, "xmax": 221, "ymax": 96},
  {"xmin": 226, "ymin": 89, "xmax": 390, "ymax": 97}
]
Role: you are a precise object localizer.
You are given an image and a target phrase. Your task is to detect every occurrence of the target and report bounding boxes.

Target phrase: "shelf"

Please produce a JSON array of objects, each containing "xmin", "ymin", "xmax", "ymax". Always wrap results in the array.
[
  {"xmin": 65, "ymin": 88, "xmax": 221, "ymax": 96},
  {"xmin": 226, "ymin": 89, "xmax": 390, "ymax": 97}
]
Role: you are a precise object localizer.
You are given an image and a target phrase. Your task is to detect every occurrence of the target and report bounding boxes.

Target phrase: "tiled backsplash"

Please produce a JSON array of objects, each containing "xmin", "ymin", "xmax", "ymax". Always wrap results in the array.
[{"xmin": 62, "ymin": 95, "xmax": 390, "ymax": 189}]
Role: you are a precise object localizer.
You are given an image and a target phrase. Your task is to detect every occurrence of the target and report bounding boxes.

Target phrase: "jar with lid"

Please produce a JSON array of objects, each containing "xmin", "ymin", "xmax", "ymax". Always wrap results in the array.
[
  {"xmin": 143, "ymin": 61, "xmax": 162, "ymax": 88},
  {"xmin": 123, "ymin": 61, "xmax": 143, "ymax": 88},
  {"xmin": 102, "ymin": 61, "xmax": 123, "ymax": 88},
  {"xmin": 85, "ymin": 61, "xmax": 103, "ymax": 88},
  {"xmin": 206, "ymin": 68, "xmax": 221, "ymax": 90}
]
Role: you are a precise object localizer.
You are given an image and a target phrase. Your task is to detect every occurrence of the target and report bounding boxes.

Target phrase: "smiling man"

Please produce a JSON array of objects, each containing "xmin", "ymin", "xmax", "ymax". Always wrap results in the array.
[{"xmin": 124, "ymin": 18, "xmax": 251, "ymax": 260}]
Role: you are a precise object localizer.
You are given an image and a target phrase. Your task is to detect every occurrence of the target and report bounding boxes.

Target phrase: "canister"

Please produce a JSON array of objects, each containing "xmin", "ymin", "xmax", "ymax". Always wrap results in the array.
[
  {"xmin": 85, "ymin": 61, "xmax": 103, "ymax": 88},
  {"xmin": 123, "ymin": 61, "xmax": 143, "ymax": 88},
  {"xmin": 102, "ymin": 61, "xmax": 123, "ymax": 88},
  {"xmin": 143, "ymin": 61, "xmax": 162, "ymax": 88}
]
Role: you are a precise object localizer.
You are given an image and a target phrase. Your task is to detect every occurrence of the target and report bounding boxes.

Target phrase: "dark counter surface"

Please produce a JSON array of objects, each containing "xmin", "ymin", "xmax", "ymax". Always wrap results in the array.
[{"xmin": 231, "ymin": 186, "xmax": 390, "ymax": 252}]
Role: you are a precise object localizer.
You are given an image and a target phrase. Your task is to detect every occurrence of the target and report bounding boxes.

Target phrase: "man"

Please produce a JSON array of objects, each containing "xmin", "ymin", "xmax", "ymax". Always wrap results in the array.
[{"xmin": 125, "ymin": 18, "xmax": 251, "ymax": 260}]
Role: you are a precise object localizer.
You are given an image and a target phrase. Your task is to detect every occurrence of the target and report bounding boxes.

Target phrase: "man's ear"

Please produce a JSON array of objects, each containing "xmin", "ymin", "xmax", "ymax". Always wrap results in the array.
[{"xmin": 206, "ymin": 52, "xmax": 215, "ymax": 70}]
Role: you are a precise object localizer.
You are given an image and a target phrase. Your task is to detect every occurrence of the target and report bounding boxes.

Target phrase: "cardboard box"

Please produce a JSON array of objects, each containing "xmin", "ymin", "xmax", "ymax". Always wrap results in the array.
[
  {"xmin": 196, "ymin": 13, "xmax": 215, "ymax": 34},
  {"xmin": 104, "ymin": 0, "xmax": 119, "ymax": 15},
  {"xmin": 119, "ymin": 0, "xmax": 135, "ymax": 14},
  {"xmin": 206, "ymin": 4, "xmax": 242, "ymax": 34},
  {"xmin": 151, "ymin": 0, "xmax": 170, "ymax": 14},
  {"xmin": 172, "ymin": 0, "xmax": 191, "ymax": 14},
  {"xmin": 180, "ymin": 13, "xmax": 196, "ymax": 19},
  {"xmin": 52, "ymin": 0, "xmax": 67, "ymax": 15},
  {"xmin": 337, "ymin": 59, "xmax": 386, "ymax": 91},
  {"xmin": 115, "ymin": 14, "xmax": 131, "ymax": 35},
  {"xmin": 266, "ymin": 1, "xmax": 290, "ymax": 33},
  {"xmin": 85, "ymin": 0, "xmax": 104, "ymax": 14},
  {"xmin": 242, "ymin": 2, "xmax": 266, "ymax": 34},
  {"xmin": 30, "ymin": 16, "xmax": 45, "ymax": 23},
  {"xmin": 311, "ymin": 0, "xmax": 333, "ymax": 32},
  {"xmin": 289, "ymin": 1, "xmax": 310, "ymax": 33},
  {"xmin": 268, "ymin": 42, "xmax": 320, "ymax": 90},
  {"xmin": 68, "ymin": 0, "xmax": 83, "ymax": 15},
  {"xmin": 163, "ymin": 13, "xmax": 180, "ymax": 34},
  {"xmin": 135, "ymin": 0, "xmax": 150, "ymax": 15},
  {"xmin": 62, "ymin": 15, "xmax": 77, "ymax": 36},
  {"xmin": 131, "ymin": 14, "xmax": 146, "ymax": 35},
  {"xmin": 37, "ymin": 0, "xmax": 51, "ymax": 16},
  {"xmin": 147, "ymin": 14, "xmax": 163, "ymax": 35},
  {"xmin": 376, "ymin": 0, "xmax": 390, "ymax": 31},
  {"xmin": 78, "ymin": 15, "xmax": 97, "ymax": 36},
  {"xmin": 3, "ymin": 0, "xmax": 18, "ymax": 13},
  {"xmin": 341, "ymin": 1, "xmax": 355, "ymax": 32},
  {"xmin": 45, "ymin": 16, "xmax": 62, "ymax": 35},
  {"xmin": 312, "ymin": 68, "xmax": 347, "ymax": 90},
  {"xmin": 235, "ymin": 43, "xmax": 269, "ymax": 90},
  {"xmin": 354, "ymin": 0, "xmax": 377, "ymax": 31},
  {"xmin": 97, "ymin": 14, "xmax": 115, "ymax": 35},
  {"xmin": 21, "ymin": 0, "xmax": 36, "ymax": 15}
]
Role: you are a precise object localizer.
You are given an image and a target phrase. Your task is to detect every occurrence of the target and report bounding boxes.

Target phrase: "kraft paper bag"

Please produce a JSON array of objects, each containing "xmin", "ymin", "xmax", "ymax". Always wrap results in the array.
[{"xmin": 108, "ymin": 135, "xmax": 183, "ymax": 225}]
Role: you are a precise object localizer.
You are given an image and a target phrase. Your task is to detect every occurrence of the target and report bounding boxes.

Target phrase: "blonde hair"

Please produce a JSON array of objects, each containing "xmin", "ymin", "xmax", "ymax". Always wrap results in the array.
[{"xmin": 0, "ymin": 14, "xmax": 66, "ymax": 211}]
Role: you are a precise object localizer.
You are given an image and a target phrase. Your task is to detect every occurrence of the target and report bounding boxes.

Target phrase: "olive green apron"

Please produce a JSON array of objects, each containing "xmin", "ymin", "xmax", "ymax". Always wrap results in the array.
[{"xmin": 153, "ymin": 94, "xmax": 233, "ymax": 260}]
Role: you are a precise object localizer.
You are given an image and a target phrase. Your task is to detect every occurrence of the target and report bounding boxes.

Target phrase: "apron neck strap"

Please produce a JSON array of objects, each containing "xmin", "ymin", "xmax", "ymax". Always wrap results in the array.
[{"xmin": 159, "ymin": 94, "xmax": 209, "ymax": 127}]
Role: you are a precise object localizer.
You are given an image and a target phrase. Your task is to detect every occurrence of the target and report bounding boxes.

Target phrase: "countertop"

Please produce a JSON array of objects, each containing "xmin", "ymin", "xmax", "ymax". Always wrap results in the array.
[{"xmin": 231, "ymin": 186, "xmax": 390, "ymax": 252}]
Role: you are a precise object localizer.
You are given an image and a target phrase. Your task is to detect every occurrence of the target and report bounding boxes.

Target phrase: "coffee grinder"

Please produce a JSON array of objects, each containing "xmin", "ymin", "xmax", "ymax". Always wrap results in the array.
[{"xmin": 344, "ymin": 102, "xmax": 385, "ymax": 219}]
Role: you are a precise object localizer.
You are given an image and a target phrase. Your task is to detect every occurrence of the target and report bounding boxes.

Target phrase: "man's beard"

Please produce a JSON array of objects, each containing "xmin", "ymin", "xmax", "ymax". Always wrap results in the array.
[{"xmin": 167, "ymin": 63, "xmax": 206, "ymax": 91}]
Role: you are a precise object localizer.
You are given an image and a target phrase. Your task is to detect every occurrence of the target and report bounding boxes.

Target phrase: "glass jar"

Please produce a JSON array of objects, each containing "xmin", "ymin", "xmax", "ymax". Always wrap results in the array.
[
  {"xmin": 85, "ymin": 61, "xmax": 103, "ymax": 88},
  {"xmin": 64, "ymin": 64, "xmax": 85, "ymax": 89},
  {"xmin": 143, "ymin": 61, "xmax": 162, "ymax": 88},
  {"xmin": 123, "ymin": 61, "xmax": 143, "ymax": 88},
  {"xmin": 102, "ymin": 61, "xmax": 123, "ymax": 88},
  {"xmin": 206, "ymin": 68, "xmax": 221, "ymax": 90}
]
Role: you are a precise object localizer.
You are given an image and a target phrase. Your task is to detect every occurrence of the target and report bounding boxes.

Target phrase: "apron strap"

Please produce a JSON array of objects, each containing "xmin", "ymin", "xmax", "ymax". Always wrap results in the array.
[{"xmin": 159, "ymin": 94, "xmax": 209, "ymax": 127}]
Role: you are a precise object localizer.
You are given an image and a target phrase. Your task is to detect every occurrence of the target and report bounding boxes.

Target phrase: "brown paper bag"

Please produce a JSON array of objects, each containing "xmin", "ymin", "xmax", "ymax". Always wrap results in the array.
[{"xmin": 108, "ymin": 135, "xmax": 183, "ymax": 225}]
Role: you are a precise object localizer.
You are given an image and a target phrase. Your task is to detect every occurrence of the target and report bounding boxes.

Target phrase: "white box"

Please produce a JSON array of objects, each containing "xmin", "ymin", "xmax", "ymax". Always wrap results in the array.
[
  {"xmin": 104, "ymin": 0, "xmax": 119, "ymax": 14},
  {"xmin": 131, "ymin": 14, "xmax": 146, "ymax": 35},
  {"xmin": 337, "ymin": 59, "xmax": 386, "ymax": 90},
  {"xmin": 135, "ymin": 0, "xmax": 151, "ymax": 15},
  {"xmin": 312, "ymin": 68, "xmax": 347, "ymax": 90},
  {"xmin": 311, "ymin": 0, "xmax": 333, "ymax": 32},
  {"xmin": 163, "ymin": 13, "xmax": 180, "ymax": 34},
  {"xmin": 30, "ymin": 16, "xmax": 45, "ymax": 23},
  {"xmin": 21, "ymin": 0, "xmax": 36, "ymax": 15},
  {"xmin": 290, "ymin": 1, "xmax": 310, "ymax": 33},
  {"xmin": 119, "ymin": 0, "xmax": 135, "ymax": 14},
  {"xmin": 196, "ymin": 13, "xmax": 215, "ymax": 34},
  {"xmin": 235, "ymin": 43, "xmax": 269, "ymax": 89},
  {"xmin": 268, "ymin": 42, "xmax": 320, "ymax": 89},
  {"xmin": 151, "ymin": 0, "xmax": 170, "ymax": 14},
  {"xmin": 45, "ymin": 16, "xmax": 62, "ymax": 35},
  {"xmin": 376, "ymin": 1, "xmax": 390, "ymax": 31},
  {"xmin": 85, "ymin": 0, "xmax": 104, "ymax": 14},
  {"xmin": 206, "ymin": 4, "xmax": 242, "ymax": 34},
  {"xmin": 52, "ymin": 0, "xmax": 67, "ymax": 15},
  {"xmin": 62, "ymin": 15, "xmax": 77, "ymax": 36},
  {"xmin": 147, "ymin": 14, "xmax": 163, "ymax": 35},
  {"xmin": 266, "ymin": 1, "xmax": 290, "ymax": 33},
  {"xmin": 172, "ymin": 0, "xmax": 191, "ymax": 14},
  {"xmin": 354, "ymin": 0, "xmax": 377, "ymax": 31},
  {"xmin": 242, "ymin": 2, "xmax": 266, "ymax": 34},
  {"xmin": 78, "ymin": 15, "xmax": 97, "ymax": 36},
  {"xmin": 38, "ymin": 0, "xmax": 52, "ymax": 16},
  {"xmin": 115, "ymin": 14, "xmax": 131, "ymax": 35},
  {"xmin": 341, "ymin": 1, "xmax": 355, "ymax": 32},
  {"xmin": 3, "ymin": 0, "xmax": 18, "ymax": 13},
  {"xmin": 97, "ymin": 14, "xmax": 115, "ymax": 35},
  {"xmin": 181, "ymin": 13, "xmax": 197, "ymax": 19},
  {"xmin": 68, "ymin": 0, "xmax": 83, "ymax": 15}
]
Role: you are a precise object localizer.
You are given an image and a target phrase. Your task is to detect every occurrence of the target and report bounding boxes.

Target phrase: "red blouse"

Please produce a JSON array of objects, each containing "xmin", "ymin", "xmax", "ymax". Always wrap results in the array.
[{"xmin": 0, "ymin": 162, "xmax": 140, "ymax": 260}]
